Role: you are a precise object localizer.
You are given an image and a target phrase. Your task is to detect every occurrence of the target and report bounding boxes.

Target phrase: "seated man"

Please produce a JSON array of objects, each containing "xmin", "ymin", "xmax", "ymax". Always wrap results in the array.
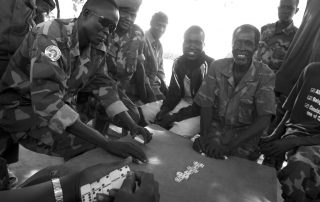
[
  {"xmin": 142, "ymin": 11, "xmax": 169, "ymax": 100},
  {"xmin": 83, "ymin": 0, "xmax": 149, "ymax": 133},
  {"xmin": 193, "ymin": 24, "xmax": 275, "ymax": 161},
  {"xmin": 153, "ymin": 25, "xmax": 213, "ymax": 138},
  {"xmin": 0, "ymin": 0, "xmax": 150, "ymax": 162},
  {"xmin": 261, "ymin": 63, "xmax": 320, "ymax": 202}
]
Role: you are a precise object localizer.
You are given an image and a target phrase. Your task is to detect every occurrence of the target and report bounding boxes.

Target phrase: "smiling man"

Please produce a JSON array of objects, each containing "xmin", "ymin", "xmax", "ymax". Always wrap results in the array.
[
  {"xmin": 192, "ymin": 24, "xmax": 276, "ymax": 161},
  {"xmin": 0, "ymin": 0, "xmax": 148, "ymax": 163},
  {"xmin": 154, "ymin": 26, "xmax": 213, "ymax": 137}
]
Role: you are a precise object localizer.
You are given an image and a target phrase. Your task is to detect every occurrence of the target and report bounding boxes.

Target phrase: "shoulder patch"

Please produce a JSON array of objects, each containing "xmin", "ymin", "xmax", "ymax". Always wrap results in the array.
[{"xmin": 45, "ymin": 45, "xmax": 61, "ymax": 61}]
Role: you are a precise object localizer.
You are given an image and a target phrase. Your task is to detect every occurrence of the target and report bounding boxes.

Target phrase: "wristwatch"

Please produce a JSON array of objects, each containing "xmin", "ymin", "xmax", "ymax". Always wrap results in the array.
[{"xmin": 52, "ymin": 178, "xmax": 63, "ymax": 202}]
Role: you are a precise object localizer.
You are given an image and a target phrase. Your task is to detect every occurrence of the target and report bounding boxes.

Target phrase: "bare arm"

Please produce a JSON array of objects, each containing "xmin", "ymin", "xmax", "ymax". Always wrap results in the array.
[{"xmin": 1, "ymin": 173, "xmax": 78, "ymax": 202}]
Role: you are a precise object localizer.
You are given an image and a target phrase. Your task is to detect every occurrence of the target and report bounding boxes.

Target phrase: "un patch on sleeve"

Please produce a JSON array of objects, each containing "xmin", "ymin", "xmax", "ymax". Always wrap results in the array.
[{"xmin": 44, "ymin": 45, "xmax": 61, "ymax": 62}]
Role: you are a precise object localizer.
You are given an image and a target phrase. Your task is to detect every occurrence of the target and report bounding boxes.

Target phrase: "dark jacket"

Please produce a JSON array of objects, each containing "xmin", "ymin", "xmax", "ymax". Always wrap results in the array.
[{"xmin": 162, "ymin": 52, "xmax": 214, "ymax": 121}]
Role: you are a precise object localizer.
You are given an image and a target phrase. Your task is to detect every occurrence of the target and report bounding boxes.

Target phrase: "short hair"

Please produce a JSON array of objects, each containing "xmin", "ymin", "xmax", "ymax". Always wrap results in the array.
[
  {"xmin": 151, "ymin": 12, "xmax": 168, "ymax": 24},
  {"xmin": 184, "ymin": 25, "xmax": 205, "ymax": 40},
  {"xmin": 232, "ymin": 24, "xmax": 260, "ymax": 46},
  {"xmin": 82, "ymin": 0, "xmax": 118, "ymax": 12}
]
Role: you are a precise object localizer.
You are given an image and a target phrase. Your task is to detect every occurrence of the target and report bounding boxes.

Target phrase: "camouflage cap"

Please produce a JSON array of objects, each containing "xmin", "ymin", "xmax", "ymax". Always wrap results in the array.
[{"xmin": 115, "ymin": 0, "xmax": 142, "ymax": 12}]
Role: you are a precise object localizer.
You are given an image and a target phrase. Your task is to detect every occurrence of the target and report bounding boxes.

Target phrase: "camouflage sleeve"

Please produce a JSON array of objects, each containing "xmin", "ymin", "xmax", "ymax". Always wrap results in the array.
[
  {"xmin": 124, "ymin": 28, "xmax": 145, "ymax": 76},
  {"xmin": 255, "ymin": 68, "xmax": 276, "ymax": 116},
  {"xmin": 0, "ymin": 31, "xmax": 35, "ymax": 89},
  {"xmin": 193, "ymin": 62, "xmax": 217, "ymax": 107},
  {"xmin": 30, "ymin": 34, "xmax": 79, "ymax": 134},
  {"xmin": 81, "ymin": 54, "xmax": 128, "ymax": 118},
  {"xmin": 256, "ymin": 25, "xmax": 269, "ymax": 60}
]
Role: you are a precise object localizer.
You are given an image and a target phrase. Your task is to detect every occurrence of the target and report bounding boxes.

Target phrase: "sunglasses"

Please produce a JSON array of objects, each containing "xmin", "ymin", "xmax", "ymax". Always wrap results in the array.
[{"xmin": 89, "ymin": 10, "xmax": 117, "ymax": 33}]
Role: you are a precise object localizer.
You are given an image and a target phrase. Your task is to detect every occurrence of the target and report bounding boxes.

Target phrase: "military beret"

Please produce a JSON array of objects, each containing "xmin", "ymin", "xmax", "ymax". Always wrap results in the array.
[
  {"xmin": 36, "ymin": 0, "xmax": 56, "ymax": 12},
  {"xmin": 115, "ymin": 0, "xmax": 142, "ymax": 11}
]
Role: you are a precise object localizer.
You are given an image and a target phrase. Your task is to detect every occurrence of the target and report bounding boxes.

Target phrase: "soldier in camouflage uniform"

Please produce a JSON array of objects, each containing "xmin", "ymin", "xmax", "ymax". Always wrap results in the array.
[
  {"xmin": 106, "ymin": 0, "xmax": 155, "ymax": 104},
  {"xmin": 0, "ymin": 0, "xmax": 150, "ymax": 162},
  {"xmin": 256, "ymin": 0, "xmax": 299, "ymax": 73},
  {"xmin": 89, "ymin": 0, "xmax": 153, "ymax": 133},
  {"xmin": 193, "ymin": 24, "xmax": 276, "ymax": 161},
  {"xmin": 257, "ymin": 0, "xmax": 300, "ymax": 143},
  {"xmin": 261, "ymin": 63, "xmax": 320, "ymax": 201}
]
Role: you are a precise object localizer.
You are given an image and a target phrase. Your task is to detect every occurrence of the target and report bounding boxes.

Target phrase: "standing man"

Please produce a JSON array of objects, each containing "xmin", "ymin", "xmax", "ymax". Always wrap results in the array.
[
  {"xmin": 256, "ymin": 0, "xmax": 299, "ymax": 134},
  {"xmin": 257, "ymin": 0, "xmax": 299, "ymax": 73},
  {"xmin": 193, "ymin": 25, "xmax": 276, "ymax": 161},
  {"xmin": 154, "ymin": 25, "xmax": 213, "ymax": 138},
  {"xmin": 275, "ymin": 0, "xmax": 320, "ymax": 98},
  {"xmin": 143, "ymin": 12, "xmax": 168, "ymax": 100},
  {"xmin": 0, "ymin": 0, "xmax": 149, "ymax": 164}
]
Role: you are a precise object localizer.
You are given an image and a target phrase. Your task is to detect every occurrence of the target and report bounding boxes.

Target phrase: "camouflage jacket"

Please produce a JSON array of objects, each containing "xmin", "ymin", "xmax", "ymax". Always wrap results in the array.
[
  {"xmin": 194, "ymin": 58, "xmax": 276, "ymax": 132},
  {"xmin": 0, "ymin": 19, "xmax": 128, "ymax": 135},
  {"xmin": 257, "ymin": 21, "xmax": 298, "ymax": 72},
  {"xmin": 143, "ymin": 30, "xmax": 165, "ymax": 85},
  {"xmin": 0, "ymin": 0, "xmax": 36, "ymax": 61},
  {"xmin": 106, "ymin": 24, "xmax": 145, "ymax": 88}
]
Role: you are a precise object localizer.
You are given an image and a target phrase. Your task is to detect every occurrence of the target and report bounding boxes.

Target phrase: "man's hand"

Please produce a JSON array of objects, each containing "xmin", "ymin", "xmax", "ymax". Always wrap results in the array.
[
  {"xmin": 259, "ymin": 131, "xmax": 282, "ymax": 146},
  {"xmin": 105, "ymin": 141, "xmax": 148, "ymax": 163},
  {"xmin": 156, "ymin": 114, "xmax": 175, "ymax": 129},
  {"xmin": 155, "ymin": 109, "xmax": 169, "ymax": 123},
  {"xmin": 205, "ymin": 142, "xmax": 230, "ymax": 159},
  {"xmin": 114, "ymin": 172, "xmax": 160, "ymax": 202},
  {"xmin": 131, "ymin": 126, "xmax": 153, "ymax": 143},
  {"xmin": 95, "ymin": 172, "xmax": 160, "ymax": 202},
  {"xmin": 193, "ymin": 137, "xmax": 229, "ymax": 159},
  {"xmin": 192, "ymin": 137, "xmax": 206, "ymax": 153},
  {"xmin": 261, "ymin": 138, "xmax": 297, "ymax": 157}
]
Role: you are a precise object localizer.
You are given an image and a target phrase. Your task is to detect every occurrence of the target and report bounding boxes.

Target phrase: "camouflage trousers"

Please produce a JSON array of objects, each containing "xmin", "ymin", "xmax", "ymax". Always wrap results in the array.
[{"xmin": 278, "ymin": 145, "xmax": 320, "ymax": 202}]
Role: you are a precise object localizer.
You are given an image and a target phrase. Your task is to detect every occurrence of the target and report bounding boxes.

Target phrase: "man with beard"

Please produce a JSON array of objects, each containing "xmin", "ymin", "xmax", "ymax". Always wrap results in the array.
[
  {"xmin": 0, "ymin": 0, "xmax": 149, "ymax": 167},
  {"xmin": 192, "ymin": 24, "xmax": 275, "ymax": 161},
  {"xmin": 153, "ymin": 26, "xmax": 213, "ymax": 138},
  {"xmin": 257, "ymin": 0, "xmax": 299, "ymax": 73}
]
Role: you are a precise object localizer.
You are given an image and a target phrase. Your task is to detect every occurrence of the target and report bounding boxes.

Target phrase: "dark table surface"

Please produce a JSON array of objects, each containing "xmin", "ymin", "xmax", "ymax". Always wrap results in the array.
[{"xmin": 62, "ymin": 125, "xmax": 277, "ymax": 202}]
